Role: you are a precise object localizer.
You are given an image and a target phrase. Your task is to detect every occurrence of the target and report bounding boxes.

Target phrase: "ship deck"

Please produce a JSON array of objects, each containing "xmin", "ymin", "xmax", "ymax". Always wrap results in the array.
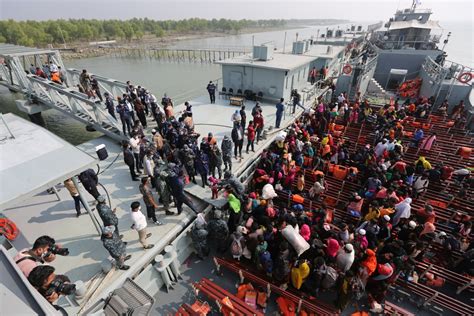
[{"xmin": 2, "ymin": 91, "xmax": 312, "ymax": 312}]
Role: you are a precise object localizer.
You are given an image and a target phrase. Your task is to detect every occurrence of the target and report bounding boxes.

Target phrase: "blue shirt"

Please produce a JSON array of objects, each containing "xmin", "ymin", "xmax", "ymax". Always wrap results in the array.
[{"xmin": 276, "ymin": 102, "xmax": 285, "ymax": 115}]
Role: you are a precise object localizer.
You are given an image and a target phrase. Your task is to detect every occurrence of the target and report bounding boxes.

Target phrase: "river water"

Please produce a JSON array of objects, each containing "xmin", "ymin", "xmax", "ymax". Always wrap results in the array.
[
  {"xmin": 0, "ymin": 60, "xmax": 220, "ymax": 145},
  {"xmin": 1, "ymin": 21, "xmax": 471, "ymax": 145}
]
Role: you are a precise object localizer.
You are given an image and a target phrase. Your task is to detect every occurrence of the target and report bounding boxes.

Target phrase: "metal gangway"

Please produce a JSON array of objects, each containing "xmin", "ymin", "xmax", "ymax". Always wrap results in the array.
[{"xmin": 0, "ymin": 43, "xmax": 138, "ymax": 142}]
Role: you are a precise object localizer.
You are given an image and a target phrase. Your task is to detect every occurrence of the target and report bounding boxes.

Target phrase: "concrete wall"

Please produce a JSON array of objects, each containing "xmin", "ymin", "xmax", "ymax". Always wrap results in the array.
[{"xmin": 373, "ymin": 50, "xmax": 440, "ymax": 87}]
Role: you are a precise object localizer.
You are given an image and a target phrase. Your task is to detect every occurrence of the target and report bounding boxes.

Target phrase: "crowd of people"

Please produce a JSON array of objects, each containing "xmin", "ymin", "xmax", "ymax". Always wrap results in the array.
[
  {"xmin": 24, "ymin": 63, "xmax": 472, "ymax": 313},
  {"xmin": 189, "ymin": 92, "xmax": 472, "ymax": 313}
]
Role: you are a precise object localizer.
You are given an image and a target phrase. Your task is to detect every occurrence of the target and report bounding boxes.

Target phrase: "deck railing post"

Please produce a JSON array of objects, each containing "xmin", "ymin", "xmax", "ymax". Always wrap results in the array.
[{"xmin": 72, "ymin": 176, "xmax": 102, "ymax": 236}]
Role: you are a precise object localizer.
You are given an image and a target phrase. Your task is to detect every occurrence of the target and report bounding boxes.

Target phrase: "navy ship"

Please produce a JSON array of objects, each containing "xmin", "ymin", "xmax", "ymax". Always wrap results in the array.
[{"xmin": 0, "ymin": 1, "xmax": 472, "ymax": 315}]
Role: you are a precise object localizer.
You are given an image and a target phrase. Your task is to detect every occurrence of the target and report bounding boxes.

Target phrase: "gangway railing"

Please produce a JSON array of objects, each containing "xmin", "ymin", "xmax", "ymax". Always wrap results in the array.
[
  {"xmin": 67, "ymin": 68, "xmax": 128, "ymax": 99},
  {"xmin": 26, "ymin": 75, "xmax": 125, "ymax": 141}
]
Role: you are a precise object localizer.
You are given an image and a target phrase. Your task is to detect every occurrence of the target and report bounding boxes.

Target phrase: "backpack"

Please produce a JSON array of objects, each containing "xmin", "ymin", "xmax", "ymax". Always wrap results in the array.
[
  {"xmin": 321, "ymin": 266, "xmax": 338, "ymax": 289},
  {"xmin": 231, "ymin": 237, "xmax": 243, "ymax": 257}
]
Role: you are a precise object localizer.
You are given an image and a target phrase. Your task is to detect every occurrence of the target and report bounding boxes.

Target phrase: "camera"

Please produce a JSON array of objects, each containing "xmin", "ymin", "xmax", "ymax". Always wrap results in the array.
[
  {"xmin": 49, "ymin": 244, "xmax": 69, "ymax": 256},
  {"xmin": 44, "ymin": 278, "xmax": 76, "ymax": 297}
]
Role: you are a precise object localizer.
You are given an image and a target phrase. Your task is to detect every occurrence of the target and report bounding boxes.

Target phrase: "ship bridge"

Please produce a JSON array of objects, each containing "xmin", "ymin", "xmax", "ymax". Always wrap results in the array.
[{"xmin": 0, "ymin": 43, "xmax": 133, "ymax": 141}]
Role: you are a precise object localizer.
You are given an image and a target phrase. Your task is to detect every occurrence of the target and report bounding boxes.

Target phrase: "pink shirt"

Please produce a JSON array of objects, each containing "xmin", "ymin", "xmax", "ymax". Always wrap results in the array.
[{"xmin": 13, "ymin": 248, "xmax": 41, "ymax": 277}]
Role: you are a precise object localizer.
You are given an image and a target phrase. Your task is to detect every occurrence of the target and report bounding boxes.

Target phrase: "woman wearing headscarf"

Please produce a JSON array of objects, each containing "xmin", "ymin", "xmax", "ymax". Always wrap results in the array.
[
  {"xmin": 299, "ymin": 224, "xmax": 311, "ymax": 241},
  {"xmin": 420, "ymin": 133, "xmax": 437, "ymax": 151},
  {"xmin": 392, "ymin": 198, "xmax": 412, "ymax": 226},
  {"xmin": 360, "ymin": 248, "xmax": 377, "ymax": 286},
  {"xmin": 290, "ymin": 260, "xmax": 310, "ymax": 290},
  {"xmin": 325, "ymin": 234, "xmax": 340, "ymax": 260},
  {"xmin": 335, "ymin": 270, "xmax": 356, "ymax": 312}
]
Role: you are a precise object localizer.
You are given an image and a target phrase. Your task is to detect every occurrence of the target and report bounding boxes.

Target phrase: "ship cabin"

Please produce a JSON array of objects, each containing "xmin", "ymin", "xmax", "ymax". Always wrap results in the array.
[{"xmin": 216, "ymin": 42, "xmax": 345, "ymax": 102}]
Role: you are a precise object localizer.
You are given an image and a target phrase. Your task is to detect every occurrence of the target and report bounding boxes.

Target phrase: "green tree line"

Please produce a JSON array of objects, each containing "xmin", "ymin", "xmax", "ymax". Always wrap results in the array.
[{"xmin": 0, "ymin": 18, "xmax": 286, "ymax": 47}]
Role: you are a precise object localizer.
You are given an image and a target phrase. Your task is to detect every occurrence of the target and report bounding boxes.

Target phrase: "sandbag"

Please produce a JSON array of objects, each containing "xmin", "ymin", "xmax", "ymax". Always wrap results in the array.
[
  {"xmin": 275, "ymin": 131, "xmax": 287, "ymax": 142},
  {"xmin": 282, "ymin": 225, "xmax": 310, "ymax": 257},
  {"xmin": 262, "ymin": 183, "xmax": 278, "ymax": 200}
]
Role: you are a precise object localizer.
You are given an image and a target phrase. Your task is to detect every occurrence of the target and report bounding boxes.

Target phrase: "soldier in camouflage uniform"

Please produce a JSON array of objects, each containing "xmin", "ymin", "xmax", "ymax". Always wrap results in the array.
[
  {"xmin": 209, "ymin": 144, "xmax": 223, "ymax": 179},
  {"xmin": 219, "ymin": 171, "xmax": 245, "ymax": 200},
  {"xmin": 180, "ymin": 144, "xmax": 197, "ymax": 184},
  {"xmin": 101, "ymin": 226, "xmax": 130, "ymax": 270},
  {"xmin": 191, "ymin": 214, "xmax": 209, "ymax": 260},
  {"xmin": 207, "ymin": 209, "xmax": 229, "ymax": 253},
  {"xmin": 96, "ymin": 195, "xmax": 122, "ymax": 238},
  {"xmin": 221, "ymin": 135, "xmax": 233, "ymax": 172},
  {"xmin": 153, "ymin": 157, "xmax": 173, "ymax": 214}
]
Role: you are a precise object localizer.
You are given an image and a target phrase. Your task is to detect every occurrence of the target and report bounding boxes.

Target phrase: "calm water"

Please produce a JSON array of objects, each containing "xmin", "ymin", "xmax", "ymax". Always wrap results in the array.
[
  {"xmin": 0, "ymin": 59, "xmax": 220, "ymax": 145},
  {"xmin": 171, "ymin": 20, "xmax": 472, "ymax": 68},
  {"xmin": 1, "ymin": 20, "xmax": 471, "ymax": 145},
  {"xmin": 169, "ymin": 22, "xmax": 360, "ymax": 50}
]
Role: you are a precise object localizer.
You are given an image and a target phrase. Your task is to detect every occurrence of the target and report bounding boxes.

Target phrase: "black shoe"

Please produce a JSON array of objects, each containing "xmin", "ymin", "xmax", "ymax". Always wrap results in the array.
[
  {"xmin": 124, "ymin": 255, "xmax": 132, "ymax": 261},
  {"xmin": 119, "ymin": 265, "xmax": 130, "ymax": 270},
  {"xmin": 119, "ymin": 234, "xmax": 124, "ymax": 239},
  {"xmin": 123, "ymin": 241, "xmax": 128, "ymax": 246},
  {"xmin": 146, "ymin": 233, "xmax": 152, "ymax": 238},
  {"xmin": 165, "ymin": 211, "xmax": 175, "ymax": 216},
  {"xmin": 76, "ymin": 213, "xmax": 81, "ymax": 218},
  {"xmin": 132, "ymin": 178, "xmax": 139, "ymax": 181}
]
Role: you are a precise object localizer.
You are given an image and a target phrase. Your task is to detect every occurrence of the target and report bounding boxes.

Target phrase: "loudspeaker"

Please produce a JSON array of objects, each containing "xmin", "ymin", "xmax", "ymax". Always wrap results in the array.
[{"xmin": 95, "ymin": 144, "xmax": 108, "ymax": 161}]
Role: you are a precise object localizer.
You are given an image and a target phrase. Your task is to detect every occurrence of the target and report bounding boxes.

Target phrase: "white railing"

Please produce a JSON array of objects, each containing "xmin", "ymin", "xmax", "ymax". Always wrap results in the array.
[
  {"xmin": 67, "ymin": 68, "xmax": 128, "ymax": 100},
  {"xmin": 27, "ymin": 75, "xmax": 122, "ymax": 132}
]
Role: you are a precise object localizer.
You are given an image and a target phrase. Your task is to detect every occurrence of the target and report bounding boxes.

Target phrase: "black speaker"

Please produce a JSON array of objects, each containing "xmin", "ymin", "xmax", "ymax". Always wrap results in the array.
[{"xmin": 96, "ymin": 144, "xmax": 108, "ymax": 161}]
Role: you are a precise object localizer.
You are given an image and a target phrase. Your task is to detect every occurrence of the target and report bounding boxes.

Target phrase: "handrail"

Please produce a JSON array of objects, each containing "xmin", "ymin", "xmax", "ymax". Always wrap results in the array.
[
  {"xmin": 26, "ymin": 75, "xmax": 121, "ymax": 131},
  {"xmin": 67, "ymin": 68, "xmax": 128, "ymax": 89}
]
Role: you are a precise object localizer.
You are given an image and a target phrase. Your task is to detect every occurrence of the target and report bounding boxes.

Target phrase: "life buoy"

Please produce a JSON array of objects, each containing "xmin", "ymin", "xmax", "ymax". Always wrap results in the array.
[
  {"xmin": 0, "ymin": 218, "xmax": 19, "ymax": 240},
  {"xmin": 458, "ymin": 72, "xmax": 473, "ymax": 84},
  {"xmin": 343, "ymin": 64, "xmax": 352, "ymax": 75}
]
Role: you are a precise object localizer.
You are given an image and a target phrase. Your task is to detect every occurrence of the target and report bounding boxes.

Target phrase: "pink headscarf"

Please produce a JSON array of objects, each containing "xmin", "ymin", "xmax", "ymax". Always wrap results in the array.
[
  {"xmin": 326, "ymin": 238, "xmax": 340, "ymax": 258},
  {"xmin": 300, "ymin": 224, "xmax": 311, "ymax": 241}
]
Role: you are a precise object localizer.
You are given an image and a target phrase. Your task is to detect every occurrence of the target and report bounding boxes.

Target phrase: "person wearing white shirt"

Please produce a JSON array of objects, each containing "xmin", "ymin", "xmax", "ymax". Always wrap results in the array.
[
  {"xmin": 129, "ymin": 134, "xmax": 141, "ymax": 173},
  {"xmin": 337, "ymin": 93, "xmax": 345, "ymax": 104},
  {"xmin": 130, "ymin": 201, "xmax": 154, "ymax": 249},
  {"xmin": 374, "ymin": 139, "xmax": 388, "ymax": 158},
  {"xmin": 49, "ymin": 61, "xmax": 59, "ymax": 73}
]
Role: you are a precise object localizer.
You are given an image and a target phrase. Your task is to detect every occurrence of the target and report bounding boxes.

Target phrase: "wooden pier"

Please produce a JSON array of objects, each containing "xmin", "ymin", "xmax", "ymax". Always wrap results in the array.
[{"xmin": 110, "ymin": 47, "xmax": 249, "ymax": 63}]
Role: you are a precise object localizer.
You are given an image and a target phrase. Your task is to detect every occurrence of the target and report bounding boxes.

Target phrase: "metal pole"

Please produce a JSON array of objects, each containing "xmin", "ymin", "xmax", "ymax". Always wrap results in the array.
[
  {"xmin": 71, "ymin": 176, "xmax": 102, "ymax": 236},
  {"xmin": 51, "ymin": 185, "xmax": 61, "ymax": 201},
  {"xmin": 283, "ymin": 32, "xmax": 287, "ymax": 54}
]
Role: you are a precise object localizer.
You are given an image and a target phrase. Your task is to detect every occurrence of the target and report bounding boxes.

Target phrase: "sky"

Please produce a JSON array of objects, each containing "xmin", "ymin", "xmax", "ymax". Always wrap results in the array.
[{"xmin": 1, "ymin": 0, "xmax": 473, "ymax": 23}]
